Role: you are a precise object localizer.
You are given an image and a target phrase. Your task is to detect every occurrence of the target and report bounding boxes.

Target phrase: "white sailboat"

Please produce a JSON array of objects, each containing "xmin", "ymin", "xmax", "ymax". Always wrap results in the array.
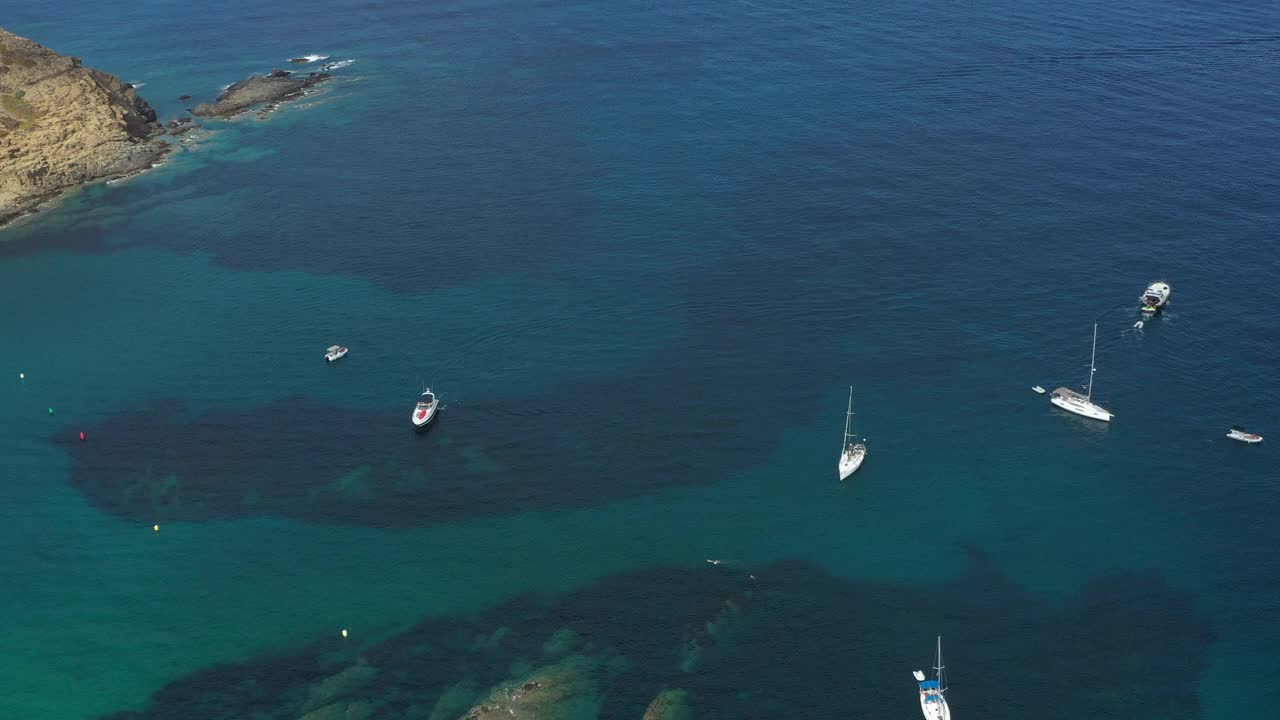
[
  {"xmin": 838, "ymin": 386, "xmax": 867, "ymax": 480},
  {"xmin": 912, "ymin": 635, "xmax": 951, "ymax": 720},
  {"xmin": 1050, "ymin": 323, "xmax": 1113, "ymax": 422}
]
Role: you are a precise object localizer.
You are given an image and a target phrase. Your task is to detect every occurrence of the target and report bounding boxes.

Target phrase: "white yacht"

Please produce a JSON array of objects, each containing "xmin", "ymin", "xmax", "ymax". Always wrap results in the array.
[
  {"xmin": 324, "ymin": 345, "xmax": 348, "ymax": 362},
  {"xmin": 1227, "ymin": 426, "xmax": 1262, "ymax": 444},
  {"xmin": 912, "ymin": 636, "xmax": 951, "ymax": 720},
  {"xmin": 411, "ymin": 388, "xmax": 438, "ymax": 429},
  {"xmin": 838, "ymin": 386, "xmax": 867, "ymax": 480},
  {"xmin": 1050, "ymin": 323, "xmax": 1113, "ymax": 422},
  {"xmin": 1139, "ymin": 281, "xmax": 1171, "ymax": 314}
]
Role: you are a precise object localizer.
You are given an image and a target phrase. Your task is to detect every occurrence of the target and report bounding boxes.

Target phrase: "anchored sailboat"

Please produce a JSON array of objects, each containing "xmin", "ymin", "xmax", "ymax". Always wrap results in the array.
[
  {"xmin": 912, "ymin": 635, "xmax": 951, "ymax": 720},
  {"xmin": 1050, "ymin": 323, "xmax": 1113, "ymax": 422},
  {"xmin": 838, "ymin": 386, "xmax": 867, "ymax": 480}
]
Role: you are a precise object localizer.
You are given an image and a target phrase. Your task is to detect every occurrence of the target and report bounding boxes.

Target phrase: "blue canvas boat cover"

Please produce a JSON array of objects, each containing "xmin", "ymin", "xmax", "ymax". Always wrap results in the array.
[{"xmin": 919, "ymin": 680, "xmax": 940, "ymax": 690}]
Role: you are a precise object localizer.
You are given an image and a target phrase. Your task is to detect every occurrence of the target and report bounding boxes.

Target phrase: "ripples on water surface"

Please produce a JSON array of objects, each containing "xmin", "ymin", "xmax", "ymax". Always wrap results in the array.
[{"xmin": 1, "ymin": 0, "xmax": 1278, "ymax": 718}]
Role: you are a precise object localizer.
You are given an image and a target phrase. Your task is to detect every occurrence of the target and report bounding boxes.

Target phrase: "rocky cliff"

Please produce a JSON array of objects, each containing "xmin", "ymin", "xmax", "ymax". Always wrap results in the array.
[{"xmin": 0, "ymin": 27, "xmax": 168, "ymax": 227}]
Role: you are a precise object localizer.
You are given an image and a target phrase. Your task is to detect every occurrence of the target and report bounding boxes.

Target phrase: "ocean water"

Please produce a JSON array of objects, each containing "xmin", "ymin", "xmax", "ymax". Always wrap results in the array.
[{"xmin": 2, "ymin": 0, "xmax": 1278, "ymax": 718}]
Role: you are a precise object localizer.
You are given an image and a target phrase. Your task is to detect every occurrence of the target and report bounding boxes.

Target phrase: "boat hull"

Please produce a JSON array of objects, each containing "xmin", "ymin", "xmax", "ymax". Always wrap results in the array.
[
  {"xmin": 1227, "ymin": 431, "xmax": 1262, "ymax": 444},
  {"xmin": 411, "ymin": 403, "xmax": 438, "ymax": 429},
  {"xmin": 1050, "ymin": 394, "xmax": 1112, "ymax": 422},
  {"xmin": 839, "ymin": 444, "xmax": 866, "ymax": 480},
  {"xmin": 918, "ymin": 693, "xmax": 951, "ymax": 720},
  {"xmin": 325, "ymin": 349, "xmax": 348, "ymax": 362},
  {"xmin": 1140, "ymin": 282, "xmax": 1171, "ymax": 313}
]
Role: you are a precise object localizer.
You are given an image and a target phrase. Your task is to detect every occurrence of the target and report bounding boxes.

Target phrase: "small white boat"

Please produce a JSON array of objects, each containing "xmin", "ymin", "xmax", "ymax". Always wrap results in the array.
[
  {"xmin": 1227, "ymin": 425, "xmax": 1262, "ymax": 444},
  {"xmin": 411, "ymin": 387, "xmax": 438, "ymax": 429},
  {"xmin": 1032, "ymin": 385, "xmax": 1046, "ymax": 394},
  {"xmin": 1139, "ymin": 281, "xmax": 1171, "ymax": 314},
  {"xmin": 1050, "ymin": 323, "xmax": 1113, "ymax": 422},
  {"xmin": 324, "ymin": 345, "xmax": 348, "ymax": 362},
  {"xmin": 838, "ymin": 386, "xmax": 867, "ymax": 480},
  {"xmin": 912, "ymin": 636, "xmax": 951, "ymax": 720}
]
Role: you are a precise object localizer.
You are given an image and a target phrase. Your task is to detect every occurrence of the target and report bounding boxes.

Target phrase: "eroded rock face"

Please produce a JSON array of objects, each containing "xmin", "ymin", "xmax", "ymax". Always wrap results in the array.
[{"xmin": 0, "ymin": 27, "xmax": 168, "ymax": 226}]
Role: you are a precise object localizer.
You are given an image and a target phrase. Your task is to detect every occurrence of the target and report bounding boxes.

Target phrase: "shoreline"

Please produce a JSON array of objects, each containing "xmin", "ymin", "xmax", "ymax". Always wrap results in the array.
[
  {"xmin": 0, "ymin": 142, "xmax": 175, "ymax": 233},
  {"xmin": 1, "ymin": 61, "xmax": 345, "ymax": 234}
]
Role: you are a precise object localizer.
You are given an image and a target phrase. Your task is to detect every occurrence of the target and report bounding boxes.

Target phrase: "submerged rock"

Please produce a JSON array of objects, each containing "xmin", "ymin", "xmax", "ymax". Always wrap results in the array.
[
  {"xmin": 296, "ymin": 699, "xmax": 371, "ymax": 720},
  {"xmin": 190, "ymin": 70, "xmax": 330, "ymax": 118},
  {"xmin": 423, "ymin": 682, "xmax": 478, "ymax": 720},
  {"xmin": 541, "ymin": 628, "xmax": 585, "ymax": 657},
  {"xmin": 641, "ymin": 689, "xmax": 693, "ymax": 720},
  {"xmin": 459, "ymin": 655, "xmax": 603, "ymax": 720},
  {"xmin": 299, "ymin": 662, "xmax": 378, "ymax": 714},
  {"xmin": 680, "ymin": 591, "xmax": 750, "ymax": 673},
  {"xmin": 0, "ymin": 26, "xmax": 169, "ymax": 227}
]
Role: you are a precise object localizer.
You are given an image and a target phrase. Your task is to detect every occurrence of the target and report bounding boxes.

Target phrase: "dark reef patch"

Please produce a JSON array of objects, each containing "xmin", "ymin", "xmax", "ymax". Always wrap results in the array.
[
  {"xmin": 60, "ymin": 243, "xmax": 865, "ymax": 527},
  {"xmin": 97, "ymin": 556, "xmax": 1213, "ymax": 719}
]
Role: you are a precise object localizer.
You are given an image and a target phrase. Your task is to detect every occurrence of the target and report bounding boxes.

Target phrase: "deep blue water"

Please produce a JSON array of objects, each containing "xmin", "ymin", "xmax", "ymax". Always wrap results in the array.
[{"xmin": 2, "ymin": 0, "xmax": 1279, "ymax": 718}]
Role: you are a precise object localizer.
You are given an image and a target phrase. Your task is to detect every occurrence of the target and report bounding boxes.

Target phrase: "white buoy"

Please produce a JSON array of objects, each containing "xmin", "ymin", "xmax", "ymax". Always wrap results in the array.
[
  {"xmin": 19, "ymin": 372, "xmax": 24, "ymax": 380},
  {"xmin": 341, "ymin": 628, "xmax": 349, "ymax": 638}
]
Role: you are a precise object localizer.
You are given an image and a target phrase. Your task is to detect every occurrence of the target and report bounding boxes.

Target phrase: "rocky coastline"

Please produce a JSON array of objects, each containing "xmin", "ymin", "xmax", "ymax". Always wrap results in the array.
[
  {"xmin": 1, "ymin": 27, "xmax": 342, "ymax": 230},
  {"xmin": 0, "ymin": 27, "xmax": 169, "ymax": 228}
]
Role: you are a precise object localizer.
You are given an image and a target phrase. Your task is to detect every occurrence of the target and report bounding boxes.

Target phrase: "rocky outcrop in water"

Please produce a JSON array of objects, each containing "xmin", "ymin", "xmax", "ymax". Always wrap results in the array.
[
  {"xmin": 459, "ymin": 655, "xmax": 606, "ymax": 720},
  {"xmin": 189, "ymin": 69, "xmax": 330, "ymax": 118},
  {"xmin": 0, "ymin": 27, "xmax": 168, "ymax": 227},
  {"xmin": 166, "ymin": 116, "xmax": 197, "ymax": 135}
]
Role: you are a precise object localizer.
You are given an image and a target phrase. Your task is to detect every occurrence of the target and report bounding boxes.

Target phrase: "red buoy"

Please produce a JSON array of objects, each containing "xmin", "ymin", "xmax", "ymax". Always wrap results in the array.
[{"xmin": 79, "ymin": 431, "xmax": 86, "ymax": 441}]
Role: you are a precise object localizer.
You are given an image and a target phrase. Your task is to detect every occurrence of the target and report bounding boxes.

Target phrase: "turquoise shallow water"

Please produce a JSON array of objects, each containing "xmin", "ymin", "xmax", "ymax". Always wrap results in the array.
[{"xmin": 3, "ymin": 0, "xmax": 1280, "ymax": 718}]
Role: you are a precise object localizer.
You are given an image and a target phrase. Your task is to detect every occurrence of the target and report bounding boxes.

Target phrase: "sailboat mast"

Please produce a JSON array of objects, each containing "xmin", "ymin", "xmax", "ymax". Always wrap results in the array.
[
  {"xmin": 843, "ymin": 386, "xmax": 853, "ymax": 445},
  {"xmin": 1087, "ymin": 323, "xmax": 1098, "ymax": 400},
  {"xmin": 936, "ymin": 635, "xmax": 945, "ymax": 692}
]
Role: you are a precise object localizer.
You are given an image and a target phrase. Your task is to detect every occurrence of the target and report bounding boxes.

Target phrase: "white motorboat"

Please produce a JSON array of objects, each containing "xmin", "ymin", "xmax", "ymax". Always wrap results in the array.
[
  {"xmin": 1050, "ymin": 324, "xmax": 1112, "ymax": 422},
  {"xmin": 1032, "ymin": 385, "xmax": 1046, "ymax": 394},
  {"xmin": 838, "ymin": 386, "xmax": 867, "ymax": 480},
  {"xmin": 1227, "ymin": 425, "xmax": 1262, "ymax": 444},
  {"xmin": 1139, "ymin": 281, "xmax": 1171, "ymax": 314},
  {"xmin": 912, "ymin": 636, "xmax": 951, "ymax": 720},
  {"xmin": 324, "ymin": 345, "xmax": 348, "ymax": 362},
  {"xmin": 411, "ymin": 388, "xmax": 438, "ymax": 429}
]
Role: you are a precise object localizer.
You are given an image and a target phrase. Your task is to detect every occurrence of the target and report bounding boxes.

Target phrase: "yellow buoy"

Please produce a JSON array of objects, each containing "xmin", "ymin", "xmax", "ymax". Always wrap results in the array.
[
  {"xmin": 153, "ymin": 524, "xmax": 160, "ymax": 532},
  {"xmin": 341, "ymin": 628, "xmax": 349, "ymax": 638}
]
